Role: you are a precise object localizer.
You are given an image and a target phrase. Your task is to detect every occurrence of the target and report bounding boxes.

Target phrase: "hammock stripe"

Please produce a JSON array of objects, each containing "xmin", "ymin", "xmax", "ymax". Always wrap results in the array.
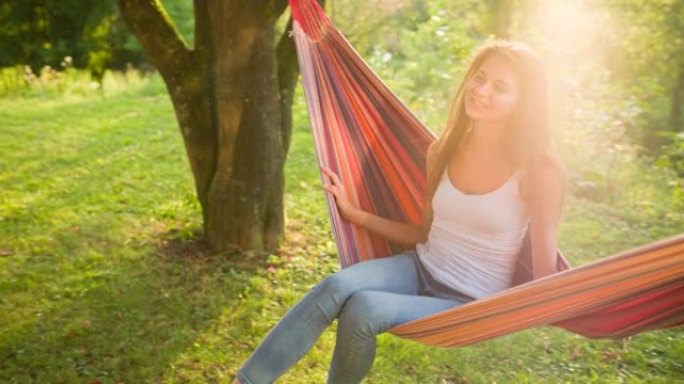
[
  {"xmin": 392, "ymin": 235, "xmax": 684, "ymax": 346},
  {"xmin": 288, "ymin": 0, "xmax": 684, "ymax": 347},
  {"xmin": 292, "ymin": 0, "xmax": 435, "ymax": 266}
]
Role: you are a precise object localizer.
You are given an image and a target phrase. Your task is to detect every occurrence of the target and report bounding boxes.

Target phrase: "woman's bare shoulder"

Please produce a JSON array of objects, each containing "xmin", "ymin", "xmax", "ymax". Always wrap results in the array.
[
  {"xmin": 534, "ymin": 153, "xmax": 565, "ymax": 186},
  {"xmin": 427, "ymin": 141, "xmax": 439, "ymax": 159},
  {"xmin": 425, "ymin": 141, "xmax": 441, "ymax": 170},
  {"xmin": 525, "ymin": 153, "xmax": 565, "ymax": 214},
  {"xmin": 519, "ymin": 153, "xmax": 565, "ymax": 204}
]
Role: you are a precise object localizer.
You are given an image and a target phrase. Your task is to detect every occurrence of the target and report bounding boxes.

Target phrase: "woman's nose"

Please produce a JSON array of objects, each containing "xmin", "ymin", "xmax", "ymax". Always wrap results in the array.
[{"xmin": 473, "ymin": 82, "xmax": 490, "ymax": 98}]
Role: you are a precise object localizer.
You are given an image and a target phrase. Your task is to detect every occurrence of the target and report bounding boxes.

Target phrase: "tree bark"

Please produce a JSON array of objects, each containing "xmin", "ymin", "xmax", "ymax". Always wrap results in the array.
[
  {"xmin": 489, "ymin": 0, "xmax": 514, "ymax": 39},
  {"xmin": 118, "ymin": 0, "xmax": 302, "ymax": 254}
]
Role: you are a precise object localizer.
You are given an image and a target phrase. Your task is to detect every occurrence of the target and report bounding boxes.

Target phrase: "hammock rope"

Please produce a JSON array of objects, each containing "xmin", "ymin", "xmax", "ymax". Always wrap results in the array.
[{"xmin": 288, "ymin": 0, "xmax": 684, "ymax": 347}]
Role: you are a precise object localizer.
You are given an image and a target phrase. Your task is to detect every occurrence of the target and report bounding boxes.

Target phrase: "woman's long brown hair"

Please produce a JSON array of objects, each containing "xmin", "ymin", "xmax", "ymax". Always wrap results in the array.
[{"xmin": 426, "ymin": 40, "xmax": 552, "ymax": 201}]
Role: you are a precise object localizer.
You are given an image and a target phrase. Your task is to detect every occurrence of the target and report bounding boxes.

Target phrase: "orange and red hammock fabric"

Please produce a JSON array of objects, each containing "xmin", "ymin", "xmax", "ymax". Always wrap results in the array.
[{"xmin": 289, "ymin": 0, "xmax": 684, "ymax": 347}]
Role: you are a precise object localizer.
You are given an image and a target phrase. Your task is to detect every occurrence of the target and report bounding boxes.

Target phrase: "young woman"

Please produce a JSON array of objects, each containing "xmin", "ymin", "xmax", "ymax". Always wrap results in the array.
[{"xmin": 235, "ymin": 40, "xmax": 565, "ymax": 384}]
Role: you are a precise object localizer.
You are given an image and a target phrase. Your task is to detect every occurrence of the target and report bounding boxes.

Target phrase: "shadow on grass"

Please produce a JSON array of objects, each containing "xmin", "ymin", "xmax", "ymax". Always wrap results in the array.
[{"xmin": 0, "ymin": 228, "xmax": 268, "ymax": 383}]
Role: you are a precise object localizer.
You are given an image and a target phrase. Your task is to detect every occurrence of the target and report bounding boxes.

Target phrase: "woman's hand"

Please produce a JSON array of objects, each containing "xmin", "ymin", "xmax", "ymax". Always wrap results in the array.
[
  {"xmin": 321, "ymin": 167, "xmax": 362, "ymax": 223},
  {"xmin": 320, "ymin": 166, "xmax": 428, "ymax": 245}
]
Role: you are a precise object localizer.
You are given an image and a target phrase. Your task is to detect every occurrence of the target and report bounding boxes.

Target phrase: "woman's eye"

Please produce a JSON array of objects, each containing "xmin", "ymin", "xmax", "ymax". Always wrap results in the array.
[{"xmin": 494, "ymin": 84, "xmax": 509, "ymax": 93}]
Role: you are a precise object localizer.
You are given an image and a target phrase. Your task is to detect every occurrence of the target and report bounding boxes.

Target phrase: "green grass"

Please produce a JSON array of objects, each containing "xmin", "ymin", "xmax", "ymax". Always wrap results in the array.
[{"xmin": 1, "ymin": 73, "xmax": 683, "ymax": 383}]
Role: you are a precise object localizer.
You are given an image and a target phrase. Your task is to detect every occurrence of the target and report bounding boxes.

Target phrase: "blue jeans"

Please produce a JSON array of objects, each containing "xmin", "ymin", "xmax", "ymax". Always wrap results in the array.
[{"xmin": 236, "ymin": 250, "xmax": 472, "ymax": 384}]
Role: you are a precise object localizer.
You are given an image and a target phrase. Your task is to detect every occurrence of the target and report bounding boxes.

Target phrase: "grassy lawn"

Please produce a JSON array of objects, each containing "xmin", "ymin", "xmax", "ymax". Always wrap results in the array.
[{"xmin": 1, "ymin": 73, "xmax": 683, "ymax": 383}]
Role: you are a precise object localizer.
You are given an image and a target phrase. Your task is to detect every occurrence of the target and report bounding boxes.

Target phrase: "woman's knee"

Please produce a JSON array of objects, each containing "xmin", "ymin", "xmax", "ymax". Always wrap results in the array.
[
  {"xmin": 315, "ymin": 252, "xmax": 419, "ymax": 314},
  {"xmin": 337, "ymin": 291, "xmax": 396, "ymax": 338},
  {"xmin": 318, "ymin": 271, "xmax": 354, "ymax": 300},
  {"xmin": 318, "ymin": 261, "xmax": 375, "ymax": 300}
]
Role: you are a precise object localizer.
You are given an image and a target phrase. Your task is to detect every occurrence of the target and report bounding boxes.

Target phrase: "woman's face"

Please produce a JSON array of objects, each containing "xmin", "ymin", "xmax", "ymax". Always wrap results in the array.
[{"xmin": 464, "ymin": 53, "xmax": 520, "ymax": 124}]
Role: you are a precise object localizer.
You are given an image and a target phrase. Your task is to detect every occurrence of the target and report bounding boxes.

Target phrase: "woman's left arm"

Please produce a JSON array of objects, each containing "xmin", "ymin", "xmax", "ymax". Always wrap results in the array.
[{"xmin": 529, "ymin": 157, "xmax": 566, "ymax": 279}]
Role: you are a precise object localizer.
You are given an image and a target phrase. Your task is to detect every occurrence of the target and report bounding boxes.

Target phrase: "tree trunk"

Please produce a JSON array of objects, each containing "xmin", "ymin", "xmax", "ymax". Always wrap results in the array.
[
  {"xmin": 118, "ymin": 0, "xmax": 300, "ymax": 254},
  {"xmin": 489, "ymin": 0, "xmax": 514, "ymax": 39}
]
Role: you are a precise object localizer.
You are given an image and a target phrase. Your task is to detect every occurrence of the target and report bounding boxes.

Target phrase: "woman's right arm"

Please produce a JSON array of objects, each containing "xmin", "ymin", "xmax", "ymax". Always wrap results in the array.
[{"xmin": 322, "ymin": 142, "xmax": 437, "ymax": 246}]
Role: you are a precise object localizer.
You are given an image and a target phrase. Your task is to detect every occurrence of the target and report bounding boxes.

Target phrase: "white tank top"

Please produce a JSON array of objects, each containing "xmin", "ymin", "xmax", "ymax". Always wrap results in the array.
[{"xmin": 415, "ymin": 168, "xmax": 530, "ymax": 299}]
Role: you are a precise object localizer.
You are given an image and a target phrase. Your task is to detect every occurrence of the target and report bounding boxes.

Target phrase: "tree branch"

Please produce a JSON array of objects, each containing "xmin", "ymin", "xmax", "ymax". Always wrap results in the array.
[{"xmin": 117, "ymin": 0, "xmax": 191, "ymax": 76}]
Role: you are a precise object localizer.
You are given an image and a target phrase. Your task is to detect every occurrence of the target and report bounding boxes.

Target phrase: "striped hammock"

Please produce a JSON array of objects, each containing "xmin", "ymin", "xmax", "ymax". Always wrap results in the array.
[{"xmin": 288, "ymin": 0, "xmax": 684, "ymax": 347}]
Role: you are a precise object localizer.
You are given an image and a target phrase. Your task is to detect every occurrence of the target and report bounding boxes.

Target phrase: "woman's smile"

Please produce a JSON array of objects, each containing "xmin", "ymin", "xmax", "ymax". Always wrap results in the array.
[{"xmin": 469, "ymin": 95, "xmax": 489, "ymax": 109}]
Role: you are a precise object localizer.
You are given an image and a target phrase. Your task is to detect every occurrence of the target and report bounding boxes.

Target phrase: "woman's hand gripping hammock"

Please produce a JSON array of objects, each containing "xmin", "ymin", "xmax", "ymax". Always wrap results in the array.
[
  {"xmin": 321, "ymin": 166, "xmax": 362, "ymax": 222},
  {"xmin": 321, "ymin": 166, "xmax": 431, "ymax": 246}
]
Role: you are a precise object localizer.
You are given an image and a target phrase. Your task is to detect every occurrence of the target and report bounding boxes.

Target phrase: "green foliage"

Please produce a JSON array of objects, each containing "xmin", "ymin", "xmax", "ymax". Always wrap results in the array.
[
  {"xmin": 0, "ymin": 63, "xmax": 148, "ymax": 98},
  {"xmin": 657, "ymin": 131, "xmax": 684, "ymax": 207},
  {"xmin": 161, "ymin": 0, "xmax": 195, "ymax": 46},
  {"xmin": 332, "ymin": 0, "xmax": 489, "ymax": 131},
  {"xmin": 0, "ymin": 0, "xmax": 140, "ymax": 73},
  {"xmin": 659, "ymin": 132, "xmax": 684, "ymax": 176},
  {"xmin": 598, "ymin": 0, "xmax": 684, "ymax": 150},
  {"xmin": 0, "ymin": 0, "xmax": 195, "ymax": 74}
]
